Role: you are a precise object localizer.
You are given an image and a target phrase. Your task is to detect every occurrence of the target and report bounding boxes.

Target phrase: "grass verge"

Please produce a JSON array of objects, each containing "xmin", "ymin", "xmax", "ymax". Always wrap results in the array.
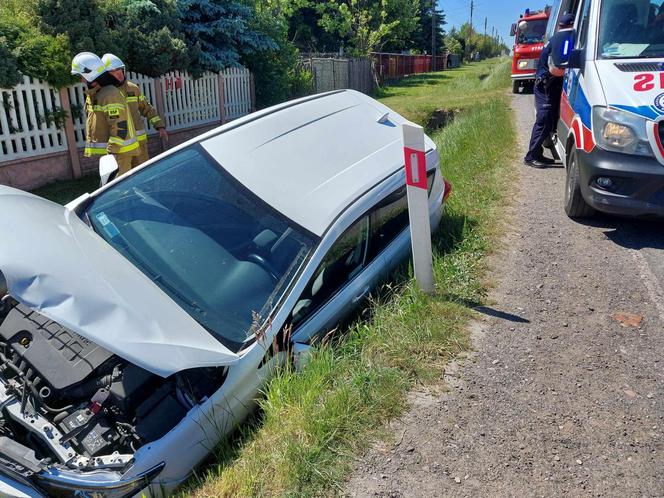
[
  {"xmin": 186, "ymin": 58, "xmax": 517, "ymax": 497},
  {"xmin": 31, "ymin": 174, "xmax": 100, "ymax": 205}
]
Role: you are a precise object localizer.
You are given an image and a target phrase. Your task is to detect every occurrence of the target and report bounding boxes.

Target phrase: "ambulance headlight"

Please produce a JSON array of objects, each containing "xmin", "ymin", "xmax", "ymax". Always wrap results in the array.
[{"xmin": 593, "ymin": 106, "xmax": 653, "ymax": 157}]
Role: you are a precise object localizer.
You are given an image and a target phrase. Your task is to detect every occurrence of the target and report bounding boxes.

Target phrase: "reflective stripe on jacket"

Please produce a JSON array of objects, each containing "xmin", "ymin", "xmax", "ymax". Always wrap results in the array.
[
  {"xmin": 84, "ymin": 85, "xmax": 139, "ymax": 157},
  {"xmin": 120, "ymin": 81, "xmax": 165, "ymax": 138}
]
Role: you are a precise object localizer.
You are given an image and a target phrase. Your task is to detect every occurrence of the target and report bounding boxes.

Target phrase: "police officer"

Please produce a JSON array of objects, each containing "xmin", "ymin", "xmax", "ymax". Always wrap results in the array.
[
  {"xmin": 71, "ymin": 52, "xmax": 140, "ymax": 176},
  {"xmin": 524, "ymin": 14, "xmax": 575, "ymax": 168},
  {"xmin": 101, "ymin": 53, "xmax": 168, "ymax": 168}
]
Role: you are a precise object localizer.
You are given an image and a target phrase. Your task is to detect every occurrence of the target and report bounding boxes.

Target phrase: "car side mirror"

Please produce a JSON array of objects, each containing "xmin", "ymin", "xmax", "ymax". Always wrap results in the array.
[
  {"xmin": 99, "ymin": 155, "xmax": 119, "ymax": 186},
  {"xmin": 510, "ymin": 23, "xmax": 517, "ymax": 37},
  {"xmin": 567, "ymin": 49, "xmax": 583, "ymax": 69}
]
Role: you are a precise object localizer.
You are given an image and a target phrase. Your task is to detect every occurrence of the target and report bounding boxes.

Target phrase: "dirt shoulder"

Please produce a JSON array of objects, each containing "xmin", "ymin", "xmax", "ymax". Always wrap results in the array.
[{"xmin": 345, "ymin": 94, "xmax": 664, "ymax": 497}]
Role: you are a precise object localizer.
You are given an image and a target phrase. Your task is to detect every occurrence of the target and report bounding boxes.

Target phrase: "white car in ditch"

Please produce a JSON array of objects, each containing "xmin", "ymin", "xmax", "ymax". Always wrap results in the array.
[{"xmin": 0, "ymin": 90, "xmax": 448, "ymax": 497}]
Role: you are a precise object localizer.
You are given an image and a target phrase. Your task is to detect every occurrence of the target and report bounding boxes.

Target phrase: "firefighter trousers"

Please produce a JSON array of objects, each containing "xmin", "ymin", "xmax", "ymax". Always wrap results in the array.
[
  {"xmin": 131, "ymin": 142, "xmax": 150, "ymax": 169},
  {"xmin": 116, "ymin": 154, "xmax": 135, "ymax": 176}
]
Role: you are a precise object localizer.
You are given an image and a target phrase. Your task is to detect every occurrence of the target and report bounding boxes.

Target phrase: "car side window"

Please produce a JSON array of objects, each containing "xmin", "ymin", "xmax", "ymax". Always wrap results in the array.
[
  {"xmin": 368, "ymin": 185, "xmax": 409, "ymax": 260},
  {"xmin": 291, "ymin": 216, "xmax": 369, "ymax": 326},
  {"xmin": 367, "ymin": 170, "xmax": 436, "ymax": 261}
]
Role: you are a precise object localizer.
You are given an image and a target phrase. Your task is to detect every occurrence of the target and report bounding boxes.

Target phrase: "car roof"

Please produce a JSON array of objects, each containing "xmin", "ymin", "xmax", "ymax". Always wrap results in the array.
[{"xmin": 200, "ymin": 90, "xmax": 435, "ymax": 237}]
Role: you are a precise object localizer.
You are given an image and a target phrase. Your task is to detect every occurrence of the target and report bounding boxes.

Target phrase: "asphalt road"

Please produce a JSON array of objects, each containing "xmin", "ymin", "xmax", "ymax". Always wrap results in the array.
[{"xmin": 345, "ymin": 94, "xmax": 664, "ymax": 497}]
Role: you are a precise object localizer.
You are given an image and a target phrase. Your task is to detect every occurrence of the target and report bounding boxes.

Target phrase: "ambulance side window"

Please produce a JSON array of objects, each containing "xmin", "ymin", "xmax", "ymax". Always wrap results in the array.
[
  {"xmin": 547, "ymin": 0, "xmax": 563, "ymax": 39},
  {"xmin": 577, "ymin": 0, "xmax": 592, "ymax": 49}
]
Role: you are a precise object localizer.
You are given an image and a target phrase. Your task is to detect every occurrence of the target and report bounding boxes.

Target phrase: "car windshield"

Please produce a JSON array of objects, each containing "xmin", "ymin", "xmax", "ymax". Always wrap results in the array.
[
  {"xmin": 518, "ymin": 19, "xmax": 547, "ymax": 44},
  {"xmin": 85, "ymin": 145, "xmax": 316, "ymax": 351},
  {"xmin": 599, "ymin": 0, "xmax": 664, "ymax": 58}
]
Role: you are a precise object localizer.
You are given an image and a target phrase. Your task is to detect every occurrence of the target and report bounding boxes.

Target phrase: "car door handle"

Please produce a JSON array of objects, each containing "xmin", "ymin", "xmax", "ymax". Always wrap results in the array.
[{"xmin": 352, "ymin": 287, "xmax": 370, "ymax": 304}]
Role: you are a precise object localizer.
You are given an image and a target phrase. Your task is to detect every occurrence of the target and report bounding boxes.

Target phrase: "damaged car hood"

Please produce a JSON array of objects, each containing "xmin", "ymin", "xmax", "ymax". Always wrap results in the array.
[{"xmin": 0, "ymin": 186, "xmax": 239, "ymax": 377}]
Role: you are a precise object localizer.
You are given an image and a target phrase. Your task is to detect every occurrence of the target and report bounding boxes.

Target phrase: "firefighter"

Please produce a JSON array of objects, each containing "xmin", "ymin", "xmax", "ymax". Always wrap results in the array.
[
  {"xmin": 524, "ymin": 14, "xmax": 575, "ymax": 168},
  {"xmin": 71, "ymin": 52, "xmax": 139, "ymax": 176},
  {"xmin": 102, "ymin": 53, "xmax": 168, "ymax": 168}
]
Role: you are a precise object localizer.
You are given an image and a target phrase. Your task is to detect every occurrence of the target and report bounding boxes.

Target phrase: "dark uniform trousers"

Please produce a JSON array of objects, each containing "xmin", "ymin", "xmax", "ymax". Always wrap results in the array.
[{"xmin": 525, "ymin": 77, "xmax": 563, "ymax": 162}]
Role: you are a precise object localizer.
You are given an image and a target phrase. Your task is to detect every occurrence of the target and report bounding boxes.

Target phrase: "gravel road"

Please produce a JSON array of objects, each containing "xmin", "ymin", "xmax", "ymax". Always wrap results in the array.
[{"xmin": 345, "ymin": 94, "xmax": 664, "ymax": 497}]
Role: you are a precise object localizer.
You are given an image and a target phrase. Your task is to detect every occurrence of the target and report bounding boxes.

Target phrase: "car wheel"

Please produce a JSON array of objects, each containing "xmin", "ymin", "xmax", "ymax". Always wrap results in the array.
[
  {"xmin": 512, "ymin": 81, "xmax": 520, "ymax": 94},
  {"xmin": 564, "ymin": 148, "xmax": 595, "ymax": 218}
]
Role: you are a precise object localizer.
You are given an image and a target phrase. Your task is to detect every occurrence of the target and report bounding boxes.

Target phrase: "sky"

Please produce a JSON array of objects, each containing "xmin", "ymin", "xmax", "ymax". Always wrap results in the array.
[{"xmin": 439, "ymin": 0, "xmax": 545, "ymax": 48}]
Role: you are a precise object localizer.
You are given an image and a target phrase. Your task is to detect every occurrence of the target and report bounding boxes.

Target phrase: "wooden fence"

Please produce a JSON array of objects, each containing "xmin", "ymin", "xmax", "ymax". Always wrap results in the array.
[
  {"xmin": 303, "ymin": 52, "xmax": 452, "ymax": 95},
  {"xmin": 372, "ymin": 53, "xmax": 449, "ymax": 82},
  {"xmin": 0, "ymin": 68, "xmax": 254, "ymax": 165},
  {"xmin": 303, "ymin": 57, "xmax": 376, "ymax": 95}
]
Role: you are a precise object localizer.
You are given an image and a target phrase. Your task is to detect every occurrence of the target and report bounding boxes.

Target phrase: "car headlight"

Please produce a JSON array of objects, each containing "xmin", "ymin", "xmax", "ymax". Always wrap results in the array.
[
  {"xmin": 518, "ymin": 60, "xmax": 529, "ymax": 69},
  {"xmin": 34, "ymin": 463, "xmax": 164, "ymax": 498},
  {"xmin": 592, "ymin": 106, "xmax": 654, "ymax": 157}
]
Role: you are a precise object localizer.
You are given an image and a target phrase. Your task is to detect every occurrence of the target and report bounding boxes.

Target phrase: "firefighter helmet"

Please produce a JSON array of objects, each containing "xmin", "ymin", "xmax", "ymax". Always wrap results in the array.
[
  {"xmin": 101, "ymin": 53, "xmax": 125, "ymax": 72},
  {"xmin": 71, "ymin": 52, "xmax": 105, "ymax": 83}
]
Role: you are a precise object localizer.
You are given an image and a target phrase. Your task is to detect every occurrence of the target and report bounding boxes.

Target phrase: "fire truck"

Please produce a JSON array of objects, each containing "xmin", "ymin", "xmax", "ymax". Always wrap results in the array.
[{"xmin": 510, "ymin": 7, "xmax": 551, "ymax": 93}]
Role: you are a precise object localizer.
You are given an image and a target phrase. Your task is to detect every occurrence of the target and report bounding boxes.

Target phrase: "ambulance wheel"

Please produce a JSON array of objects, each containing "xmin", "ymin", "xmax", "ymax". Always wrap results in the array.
[
  {"xmin": 564, "ymin": 148, "xmax": 595, "ymax": 218},
  {"xmin": 512, "ymin": 81, "xmax": 520, "ymax": 94}
]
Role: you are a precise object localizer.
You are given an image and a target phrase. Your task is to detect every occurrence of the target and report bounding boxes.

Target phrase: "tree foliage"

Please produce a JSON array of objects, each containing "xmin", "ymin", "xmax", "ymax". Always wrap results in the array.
[
  {"xmin": 178, "ymin": 0, "xmax": 276, "ymax": 74},
  {"xmin": 0, "ymin": 0, "xmax": 71, "ymax": 87},
  {"xmin": 457, "ymin": 22, "xmax": 507, "ymax": 60},
  {"xmin": 36, "ymin": 0, "xmax": 121, "ymax": 56},
  {"xmin": 316, "ymin": 0, "xmax": 419, "ymax": 56},
  {"xmin": 114, "ymin": 0, "xmax": 189, "ymax": 76},
  {"xmin": 245, "ymin": 0, "xmax": 313, "ymax": 107},
  {"xmin": 409, "ymin": 0, "xmax": 446, "ymax": 55}
]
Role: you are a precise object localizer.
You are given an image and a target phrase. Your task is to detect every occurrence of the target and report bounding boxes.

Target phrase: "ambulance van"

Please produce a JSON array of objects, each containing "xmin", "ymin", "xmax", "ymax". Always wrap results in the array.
[{"xmin": 549, "ymin": 0, "xmax": 664, "ymax": 218}]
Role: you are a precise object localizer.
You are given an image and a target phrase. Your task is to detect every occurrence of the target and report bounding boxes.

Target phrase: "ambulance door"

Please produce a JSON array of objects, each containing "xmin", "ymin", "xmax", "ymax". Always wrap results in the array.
[{"xmin": 560, "ymin": 0, "xmax": 593, "ymax": 144}]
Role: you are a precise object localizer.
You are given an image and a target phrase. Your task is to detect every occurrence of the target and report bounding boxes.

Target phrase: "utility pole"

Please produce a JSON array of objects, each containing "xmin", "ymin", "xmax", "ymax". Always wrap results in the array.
[
  {"xmin": 484, "ymin": 17, "xmax": 487, "ymax": 37},
  {"xmin": 431, "ymin": 0, "xmax": 436, "ymax": 71},
  {"xmin": 470, "ymin": 0, "xmax": 474, "ymax": 36}
]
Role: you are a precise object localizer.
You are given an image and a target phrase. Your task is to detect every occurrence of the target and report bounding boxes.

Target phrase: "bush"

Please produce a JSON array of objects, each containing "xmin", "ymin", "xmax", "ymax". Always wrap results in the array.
[{"xmin": 0, "ymin": 5, "xmax": 72, "ymax": 88}]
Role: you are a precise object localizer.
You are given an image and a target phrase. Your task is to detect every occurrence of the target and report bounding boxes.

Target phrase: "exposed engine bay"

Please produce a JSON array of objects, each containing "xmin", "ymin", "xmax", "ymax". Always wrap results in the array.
[{"xmin": 0, "ymin": 295, "xmax": 227, "ymax": 478}]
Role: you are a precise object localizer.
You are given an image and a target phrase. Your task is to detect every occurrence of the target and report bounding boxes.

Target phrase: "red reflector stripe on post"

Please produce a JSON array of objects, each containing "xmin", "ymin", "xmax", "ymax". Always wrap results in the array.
[{"xmin": 404, "ymin": 147, "xmax": 427, "ymax": 190}]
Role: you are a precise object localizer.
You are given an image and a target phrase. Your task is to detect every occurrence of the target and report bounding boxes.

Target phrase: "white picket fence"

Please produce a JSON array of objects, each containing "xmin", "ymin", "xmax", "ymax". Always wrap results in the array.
[
  {"xmin": 223, "ymin": 67, "xmax": 253, "ymax": 120},
  {"xmin": 160, "ymin": 70, "xmax": 221, "ymax": 132},
  {"xmin": 0, "ymin": 68, "xmax": 253, "ymax": 163},
  {"xmin": 0, "ymin": 76, "xmax": 68, "ymax": 161}
]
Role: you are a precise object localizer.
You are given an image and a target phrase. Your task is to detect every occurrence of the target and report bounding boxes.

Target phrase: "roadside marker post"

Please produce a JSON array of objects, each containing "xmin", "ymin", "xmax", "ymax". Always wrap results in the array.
[{"xmin": 403, "ymin": 122, "xmax": 435, "ymax": 294}]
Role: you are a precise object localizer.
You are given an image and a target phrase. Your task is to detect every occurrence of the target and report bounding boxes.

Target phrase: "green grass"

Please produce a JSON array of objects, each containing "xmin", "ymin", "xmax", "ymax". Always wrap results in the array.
[
  {"xmin": 31, "ymin": 174, "xmax": 100, "ymax": 205},
  {"xmin": 185, "ymin": 58, "xmax": 517, "ymax": 498},
  {"xmin": 376, "ymin": 58, "xmax": 513, "ymax": 128}
]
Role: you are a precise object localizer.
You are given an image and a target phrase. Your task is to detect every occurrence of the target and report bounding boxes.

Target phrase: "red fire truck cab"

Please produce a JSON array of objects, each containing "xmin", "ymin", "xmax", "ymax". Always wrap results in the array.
[{"xmin": 510, "ymin": 8, "xmax": 550, "ymax": 94}]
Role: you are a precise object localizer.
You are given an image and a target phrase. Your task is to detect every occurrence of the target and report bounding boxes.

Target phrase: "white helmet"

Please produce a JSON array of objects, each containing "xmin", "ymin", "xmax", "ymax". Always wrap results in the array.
[
  {"xmin": 101, "ymin": 53, "xmax": 125, "ymax": 72},
  {"xmin": 71, "ymin": 52, "xmax": 105, "ymax": 83}
]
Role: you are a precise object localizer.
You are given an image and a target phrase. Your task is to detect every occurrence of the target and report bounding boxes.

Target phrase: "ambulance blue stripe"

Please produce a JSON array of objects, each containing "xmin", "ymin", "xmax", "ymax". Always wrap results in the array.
[
  {"xmin": 573, "ymin": 83, "xmax": 592, "ymax": 130},
  {"xmin": 611, "ymin": 104, "xmax": 660, "ymax": 121},
  {"xmin": 651, "ymin": 105, "xmax": 664, "ymax": 116}
]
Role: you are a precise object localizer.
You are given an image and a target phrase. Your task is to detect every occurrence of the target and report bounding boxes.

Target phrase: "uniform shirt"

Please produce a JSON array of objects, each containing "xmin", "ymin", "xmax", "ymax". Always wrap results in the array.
[
  {"xmin": 536, "ymin": 28, "xmax": 575, "ymax": 79},
  {"xmin": 84, "ymin": 85, "xmax": 140, "ymax": 157},
  {"xmin": 119, "ymin": 80, "xmax": 164, "ymax": 143}
]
